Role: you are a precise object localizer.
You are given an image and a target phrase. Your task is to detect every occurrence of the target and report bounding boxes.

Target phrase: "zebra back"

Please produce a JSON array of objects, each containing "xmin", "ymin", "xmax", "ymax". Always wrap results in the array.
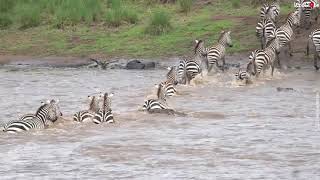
[{"xmin": 256, "ymin": 17, "xmax": 276, "ymax": 49}]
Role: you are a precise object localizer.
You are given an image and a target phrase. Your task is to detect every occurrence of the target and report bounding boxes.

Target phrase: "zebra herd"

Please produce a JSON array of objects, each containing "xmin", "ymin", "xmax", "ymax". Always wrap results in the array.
[{"xmin": 1, "ymin": 1, "xmax": 320, "ymax": 133}]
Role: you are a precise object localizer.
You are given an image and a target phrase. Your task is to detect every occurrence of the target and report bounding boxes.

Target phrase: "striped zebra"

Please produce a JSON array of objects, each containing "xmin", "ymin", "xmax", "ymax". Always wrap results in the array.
[
  {"xmin": 235, "ymin": 68, "xmax": 252, "ymax": 84},
  {"xmin": 73, "ymin": 94, "xmax": 102, "ymax": 122},
  {"xmin": 274, "ymin": 11, "xmax": 300, "ymax": 61},
  {"xmin": 3, "ymin": 100, "xmax": 62, "ymax": 133},
  {"xmin": 256, "ymin": 17, "xmax": 276, "ymax": 49},
  {"xmin": 295, "ymin": 0, "xmax": 319, "ymax": 30},
  {"xmin": 249, "ymin": 36, "xmax": 280, "ymax": 77},
  {"xmin": 160, "ymin": 66, "xmax": 178, "ymax": 97},
  {"xmin": 260, "ymin": 1, "xmax": 280, "ymax": 23},
  {"xmin": 207, "ymin": 31, "xmax": 233, "ymax": 72},
  {"xmin": 307, "ymin": 29, "xmax": 320, "ymax": 70},
  {"xmin": 177, "ymin": 40, "xmax": 207, "ymax": 84},
  {"xmin": 143, "ymin": 84, "xmax": 168, "ymax": 111},
  {"xmin": 93, "ymin": 93, "xmax": 114, "ymax": 124}
]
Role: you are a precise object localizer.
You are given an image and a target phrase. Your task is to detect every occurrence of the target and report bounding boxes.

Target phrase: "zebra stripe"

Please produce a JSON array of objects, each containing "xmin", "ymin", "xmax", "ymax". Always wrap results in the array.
[
  {"xmin": 307, "ymin": 29, "xmax": 320, "ymax": 70},
  {"xmin": 249, "ymin": 37, "xmax": 280, "ymax": 77},
  {"xmin": 235, "ymin": 69, "xmax": 250, "ymax": 81},
  {"xmin": 160, "ymin": 81, "xmax": 176, "ymax": 97},
  {"xmin": 275, "ymin": 11, "xmax": 300, "ymax": 57},
  {"xmin": 73, "ymin": 95, "xmax": 101, "ymax": 122},
  {"xmin": 93, "ymin": 93, "xmax": 114, "ymax": 124},
  {"xmin": 3, "ymin": 100, "xmax": 62, "ymax": 133},
  {"xmin": 142, "ymin": 84, "xmax": 168, "ymax": 111},
  {"xmin": 207, "ymin": 31, "xmax": 233, "ymax": 72},
  {"xmin": 256, "ymin": 17, "xmax": 276, "ymax": 49}
]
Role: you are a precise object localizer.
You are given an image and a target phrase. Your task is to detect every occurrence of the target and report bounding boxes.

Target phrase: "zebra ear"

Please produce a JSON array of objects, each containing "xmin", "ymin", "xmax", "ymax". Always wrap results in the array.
[
  {"xmin": 195, "ymin": 40, "xmax": 199, "ymax": 44},
  {"xmin": 108, "ymin": 93, "xmax": 114, "ymax": 97},
  {"xmin": 167, "ymin": 67, "xmax": 171, "ymax": 70},
  {"xmin": 56, "ymin": 99, "xmax": 60, "ymax": 104},
  {"xmin": 46, "ymin": 100, "xmax": 50, "ymax": 104},
  {"xmin": 41, "ymin": 101, "xmax": 45, "ymax": 105}
]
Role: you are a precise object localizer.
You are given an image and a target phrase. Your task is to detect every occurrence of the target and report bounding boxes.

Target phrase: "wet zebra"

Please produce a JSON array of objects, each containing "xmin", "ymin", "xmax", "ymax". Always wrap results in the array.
[
  {"xmin": 177, "ymin": 40, "xmax": 207, "ymax": 84},
  {"xmin": 256, "ymin": 17, "xmax": 276, "ymax": 49},
  {"xmin": 307, "ymin": 29, "xmax": 320, "ymax": 70},
  {"xmin": 93, "ymin": 93, "xmax": 114, "ymax": 124},
  {"xmin": 143, "ymin": 84, "xmax": 168, "ymax": 111},
  {"xmin": 274, "ymin": 11, "xmax": 300, "ymax": 62},
  {"xmin": 73, "ymin": 94, "xmax": 102, "ymax": 122},
  {"xmin": 207, "ymin": 31, "xmax": 233, "ymax": 72},
  {"xmin": 260, "ymin": 1, "xmax": 280, "ymax": 23},
  {"xmin": 160, "ymin": 67, "xmax": 178, "ymax": 97},
  {"xmin": 3, "ymin": 100, "xmax": 62, "ymax": 133},
  {"xmin": 249, "ymin": 36, "xmax": 280, "ymax": 77}
]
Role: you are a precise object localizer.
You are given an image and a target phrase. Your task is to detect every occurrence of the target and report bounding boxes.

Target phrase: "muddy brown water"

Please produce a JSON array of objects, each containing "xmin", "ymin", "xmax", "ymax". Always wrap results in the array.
[{"xmin": 0, "ymin": 57, "xmax": 319, "ymax": 179}]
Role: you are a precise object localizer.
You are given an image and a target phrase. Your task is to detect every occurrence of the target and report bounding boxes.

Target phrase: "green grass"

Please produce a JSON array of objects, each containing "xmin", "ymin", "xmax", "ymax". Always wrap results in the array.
[
  {"xmin": 0, "ymin": 1, "xmax": 297, "ymax": 58},
  {"xmin": 178, "ymin": 0, "xmax": 193, "ymax": 13}
]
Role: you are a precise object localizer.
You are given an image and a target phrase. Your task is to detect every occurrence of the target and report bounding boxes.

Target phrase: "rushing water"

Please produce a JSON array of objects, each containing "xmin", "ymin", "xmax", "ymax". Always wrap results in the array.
[{"xmin": 0, "ymin": 59, "xmax": 319, "ymax": 180}]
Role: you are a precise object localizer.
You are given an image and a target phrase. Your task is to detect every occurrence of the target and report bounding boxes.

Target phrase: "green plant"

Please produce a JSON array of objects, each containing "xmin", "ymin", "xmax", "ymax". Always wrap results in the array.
[
  {"xmin": 105, "ymin": 1, "xmax": 138, "ymax": 27},
  {"xmin": 231, "ymin": 0, "xmax": 240, "ymax": 8},
  {"xmin": 178, "ymin": 0, "xmax": 193, "ymax": 13},
  {"xmin": 145, "ymin": 10, "xmax": 172, "ymax": 35},
  {"xmin": 14, "ymin": 3, "xmax": 41, "ymax": 29},
  {"xmin": 0, "ymin": 13, "xmax": 12, "ymax": 29}
]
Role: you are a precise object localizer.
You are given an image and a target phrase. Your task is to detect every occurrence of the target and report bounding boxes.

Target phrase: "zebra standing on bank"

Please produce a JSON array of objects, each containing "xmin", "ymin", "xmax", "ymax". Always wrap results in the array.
[
  {"xmin": 206, "ymin": 31, "xmax": 233, "ymax": 72},
  {"xmin": 93, "ymin": 93, "xmax": 114, "ymax": 124},
  {"xmin": 307, "ymin": 29, "xmax": 320, "ymax": 70},
  {"xmin": 274, "ymin": 11, "xmax": 300, "ymax": 65},
  {"xmin": 295, "ymin": 0, "xmax": 318, "ymax": 30},
  {"xmin": 160, "ymin": 66, "xmax": 178, "ymax": 97},
  {"xmin": 177, "ymin": 39, "xmax": 208, "ymax": 84},
  {"xmin": 249, "ymin": 36, "xmax": 281, "ymax": 77},
  {"xmin": 143, "ymin": 83, "xmax": 169, "ymax": 111},
  {"xmin": 3, "ymin": 100, "xmax": 62, "ymax": 133},
  {"xmin": 73, "ymin": 94, "xmax": 103, "ymax": 122}
]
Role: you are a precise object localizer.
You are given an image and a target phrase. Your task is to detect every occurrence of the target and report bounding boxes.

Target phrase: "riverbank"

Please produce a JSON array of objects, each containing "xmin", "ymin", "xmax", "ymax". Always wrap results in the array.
[{"xmin": 0, "ymin": 1, "xmax": 293, "ymax": 59}]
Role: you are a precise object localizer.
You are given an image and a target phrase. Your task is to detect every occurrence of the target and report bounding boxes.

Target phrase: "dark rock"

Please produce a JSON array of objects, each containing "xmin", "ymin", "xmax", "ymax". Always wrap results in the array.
[
  {"xmin": 276, "ymin": 87, "xmax": 295, "ymax": 92},
  {"xmin": 144, "ymin": 62, "xmax": 156, "ymax": 69},
  {"xmin": 126, "ymin": 60, "xmax": 145, "ymax": 69}
]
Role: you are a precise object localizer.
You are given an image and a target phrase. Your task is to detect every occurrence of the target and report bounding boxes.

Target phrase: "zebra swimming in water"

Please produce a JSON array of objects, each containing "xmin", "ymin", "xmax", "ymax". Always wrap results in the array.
[
  {"xmin": 206, "ymin": 31, "xmax": 233, "ymax": 72},
  {"xmin": 93, "ymin": 92, "xmax": 114, "ymax": 124},
  {"xmin": 248, "ymin": 36, "xmax": 281, "ymax": 77},
  {"xmin": 160, "ymin": 66, "xmax": 178, "ymax": 97},
  {"xmin": 143, "ymin": 83, "xmax": 169, "ymax": 111},
  {"xmin": 307, "ymin": 29, "xmax": 320, "ymax": 70},
  {"xmin": 3, "ymin": 100, "xmax": 62, "ymax": 133},
  {"xmin": 235, "ymin": 62, "xmax": 254, "ymax": 84},
  {"xmin": 73, "ymin": 94, "xmax": 103, "ymax": 122}
]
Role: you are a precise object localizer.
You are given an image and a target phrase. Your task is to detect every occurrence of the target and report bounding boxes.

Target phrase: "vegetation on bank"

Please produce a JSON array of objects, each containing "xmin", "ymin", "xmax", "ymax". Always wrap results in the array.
[{"xmin": 0, "ymin": 0, "xmax": 294, "ymax": 58}]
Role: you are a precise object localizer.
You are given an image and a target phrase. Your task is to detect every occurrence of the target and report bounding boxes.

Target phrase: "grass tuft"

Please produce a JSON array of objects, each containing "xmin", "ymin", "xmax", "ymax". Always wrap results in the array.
[
  {"xmin": 178, "ymin": 0, "xmax": 193, "ymax": 14},
  {"xmin": 145, "ymin": 10, "xmax": 172, "ymax": 35},
  {"xmin": 105, "ymin": 0, "xmax": 138, "ymax": 27}
]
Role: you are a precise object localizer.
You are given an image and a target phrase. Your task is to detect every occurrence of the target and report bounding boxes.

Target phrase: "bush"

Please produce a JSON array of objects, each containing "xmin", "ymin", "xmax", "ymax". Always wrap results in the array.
[
  {"xmin": 14, "ymin": 3, "xmax": 41, "ymax": 29},
  {"xmin": 105, "ymin": 1, "xmax": 138, "ymax": 27},
  {"xmin": 145, "ymin": 10, "xmax": 172, "ymax": 35},
  {"xmin": 178, "ymin": 0, "xmax": 193, "ymax": 13},
  {"xmin": 231, "ymin": 0, "xmax": 240, "ymax": 8},
  {"xmin": 0, "ymin": 13, "xmax": 12, "ymax": 29}
]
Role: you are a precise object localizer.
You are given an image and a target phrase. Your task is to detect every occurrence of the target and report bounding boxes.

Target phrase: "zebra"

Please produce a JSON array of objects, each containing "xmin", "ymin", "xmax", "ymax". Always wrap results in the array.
[
  {"xmin": 274, "ymin": 11, "xmax": 300, "ymax": 64},
  {"xmin": 143, "ymin": 84, "xmax": 168, "ymax": 111},
  {"xmin": 3, "ymin": 100, "xmax": 62, "ymax": 133},
  {"xmin": 92, "ymin": 93, "xmax": 114, "ymax": 124},
  {"xmin": 295, "ymin": 0, "xmax": 319, "ymax": 30},
  {"xmin": 73, "ymin": 94, "xmax": 103, "ymax": 122},
  {"xmin": 160, "ymin": 66, "xmax": 178, "ymax": 97},
  {"xmin": 256, "ymin": 17, "xmax": 276, "ymax": 49},
  {"xmin": 207, "ymin": 31, "xmax": 233, "ymax": 72},
  {"xmin": 307, "ymin": 29, "xmax": 320, "ymax": 70},
  {"xmin": 260, "ymin": 1, "xmax": 280, "ymax": 23},
  {"xmin": 249, "ymin": 36, "xmax": 281, "ymax": 77},
  {"xmin": 177, "ymin": 39, "xmax": 208, "ymax": 84}
]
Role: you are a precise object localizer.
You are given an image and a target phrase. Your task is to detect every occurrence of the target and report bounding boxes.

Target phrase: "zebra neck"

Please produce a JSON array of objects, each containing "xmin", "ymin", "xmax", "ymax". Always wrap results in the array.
[
  {"xmin": 35, "ymin": 107, "xmax": 49, "ymax": 124},
  {"xmin": 218, "ymin": 38, "xmax": 227, "ymax": 47},
  {"xmin": 89, "ymin": 98, "xmax": 98, "ymax": 112}
]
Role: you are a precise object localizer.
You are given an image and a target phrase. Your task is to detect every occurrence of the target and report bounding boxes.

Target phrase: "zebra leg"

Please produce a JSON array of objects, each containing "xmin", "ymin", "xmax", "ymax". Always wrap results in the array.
[
  {"xmin": 288, "ymin": 41, "xmax": 293, "ymax": 56},
  {"xmin": 315, "ymin": 53, "xmax": 319, "ymax": 71},
  {"xmin": 221, "ymin": 57, "xmax": 226, "ymax": 71},
  {"xmin": 276, "ymin": 52, "xmax": 281, "ymax": 69},
  {"xmin": 271, "ymin": 62, "xmax": 275, "ymax": 77},
  {"xmin": 207, "ymin": 64, "xmax": 213, "ymax": 73}
]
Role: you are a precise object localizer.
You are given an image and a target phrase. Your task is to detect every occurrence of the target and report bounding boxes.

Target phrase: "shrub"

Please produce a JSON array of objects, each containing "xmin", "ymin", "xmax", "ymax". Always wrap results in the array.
[
  {"xmin": 231, "ymin": 0, "xmax": 240, "ymax": 8},
  {"xmin": 105, "ymin": 0, "xmax": 138, "ymax": 27},
  {"xmin": 14, "ymin": 3, "xmax": 41, "ymax": 29},
  {"xmin": 0, "ymin": 13, "xmax": 12, "ymax": 29},
  {"xmin": 145, "ymin": 10, "xmax": 172, "ymax": 35},
  {"xmin": 178, "ymin": 0, "xmax": 193, "ymax": 13}
]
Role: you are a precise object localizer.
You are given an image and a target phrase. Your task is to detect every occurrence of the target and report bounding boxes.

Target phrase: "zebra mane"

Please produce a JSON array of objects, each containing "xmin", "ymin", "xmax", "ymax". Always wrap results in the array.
[
  {"xmin": 194, "ymin": 40, "xmax": 203, "ymax": 55},
  {"xmin": 35, "ymin": 103, "xmax": 49, "ymax": 115},
  {"xmin": 218, "ymin": 31, "xmax": 226, "ymax": 42},
  {"xmin": 103, "ymin": 93, "xmax": 110, "ymax": 112}
]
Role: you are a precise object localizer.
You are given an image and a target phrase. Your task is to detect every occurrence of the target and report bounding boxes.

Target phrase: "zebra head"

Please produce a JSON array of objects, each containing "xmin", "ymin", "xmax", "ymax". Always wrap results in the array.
[
  {"xmin": 166, "ymin": 66, "xmax": 178, "ymax": 85},
  {"xmin": 219, "ymin": 31, "xmax": 233, "ymax": 47},
  {"xmin": 287, "ymin": 11, "xmax": 300, "ymax": 27},
  {"xmin": 40, "ymin": 99, "xmax": 62, "ymax": 123},
  {"xmin": 88, "ymin": 94, "xmax": 103, "ymax": 112},
  {"xmin": 155, "ymin": 83, "xmax": 166, "ymax": 102},
  {"xmin": 194, "ymin": 39, "xmax": 207, "ymax": 57},
  {"xmin": 102, "ymin": 92, "xmax": 113, "ymax": 112}
]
